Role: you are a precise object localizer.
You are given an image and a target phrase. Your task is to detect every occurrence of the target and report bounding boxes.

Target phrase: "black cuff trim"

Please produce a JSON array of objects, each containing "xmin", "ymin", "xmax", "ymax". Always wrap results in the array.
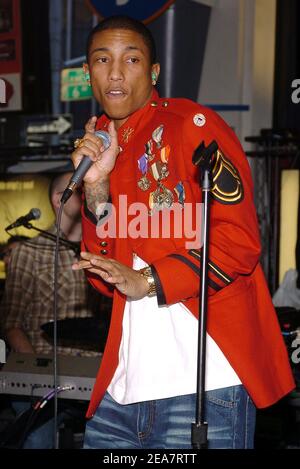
[
  {"xmin": 207, "ymin": 278, "xmax": 222, "ymax": 292},
  {"xmin": 189, "ymin": 249, "xmax": 233, "ymax": 285},
  {"xmin": 168, "ymin": 254, "xmax": 200, "ymax": 277},
  {"xmin": 83, "ymin": 198, "xmax": 98, "ymax": 225},
  {"xmin": 150, "ymin": 264, "xmax": 167, "ymax": 306},
  {"xmin": 170, "ymin": 253, "xmax": 223, "ymax": 292}
]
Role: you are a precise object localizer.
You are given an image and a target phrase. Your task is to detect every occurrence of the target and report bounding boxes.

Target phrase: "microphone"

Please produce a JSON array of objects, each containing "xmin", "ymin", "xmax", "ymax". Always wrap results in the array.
[
  {"xmin": 5, "ymin": 208, "xmax": 41, "ymax": 231},
  {"xmin": 61, "ymin": 130, "xmax": 111, "ymax": 203}
]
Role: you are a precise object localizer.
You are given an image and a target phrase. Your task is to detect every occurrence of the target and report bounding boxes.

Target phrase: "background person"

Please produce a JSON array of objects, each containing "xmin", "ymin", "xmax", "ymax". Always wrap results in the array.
[{"xmin": 0, "ymin": 172, "xmax": 111, "ymax": 448}]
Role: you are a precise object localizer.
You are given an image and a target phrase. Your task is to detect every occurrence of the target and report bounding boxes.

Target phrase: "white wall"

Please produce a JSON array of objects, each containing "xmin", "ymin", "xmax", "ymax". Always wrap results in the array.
[
  {"xmin": 251, "ymin": 0, "xmax": 277, "ymax": 136},
  {"xmin": 198, "ymin": 0, "xmax": 276, "ymax": 150}
]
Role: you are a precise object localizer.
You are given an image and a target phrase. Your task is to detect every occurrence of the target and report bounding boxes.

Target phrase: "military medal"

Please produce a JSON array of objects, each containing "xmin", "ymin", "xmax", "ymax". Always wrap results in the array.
[
  {"xmin": 145, "ymin": 139, "xmax": 155, "ymax": 161},
  {"xmin": 139, "ymin": 132, "xmax": 172, "ymax": 205},
  {"xmin": 150, "ymin": 161, "xmax": 169, "ymax": 181},
  {"xmin": 174, "ymin": 181, "xmax": 185, "ymax": 206},
  {"xmin": 150, "ymin": 161, "xmax": 161, "ymax": 181},
  {"xmin": 137, "ymin": 154, "xmax": 151, "ymax": 191},
  {"xmin": 161, "ymin": 164, "xmax": 169, "ymax": 179},
  {"xmin": 160, "ymin": 184, "xmax": 174, "ymax": 209},
  {"xmin": 149, "ymin": 191, "xmax": 154, "ymax": 210},
  {"xmin": 138, "ymin": 154, "xmax": 148, "ymax": 173},
  {"xmin": 160, "ymin": 145, "xmax": 170, "ymax": 163},
  {"xmin": 138, "ymin": 176, "xmax": 151, "ymax": 191},
  {"xmin": 149, "ymin": 182, "xmax": 174, "ymax": 214},
  {"xmin": 149, "ymin": 144, "xmax": 171, "ymax": 182},
  {"xmin": 152, "ymin": 125, "xmax": 164, "ymax": 149}
]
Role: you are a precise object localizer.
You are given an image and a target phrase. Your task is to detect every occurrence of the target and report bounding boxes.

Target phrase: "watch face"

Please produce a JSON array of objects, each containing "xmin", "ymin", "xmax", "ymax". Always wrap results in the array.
[
  {"xmin": 147, "ymin": 284, "xmax": 157, "ymax": 297},
  {"xmin": 140, "ymin": 267, "xmax": 156, "ymax": 297}
]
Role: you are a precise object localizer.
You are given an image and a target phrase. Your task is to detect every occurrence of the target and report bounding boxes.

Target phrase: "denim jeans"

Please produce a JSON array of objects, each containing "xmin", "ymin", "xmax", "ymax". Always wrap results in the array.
[{"xmin": 84, "ymin": 385, "xmax": 256, "ymax": 449}]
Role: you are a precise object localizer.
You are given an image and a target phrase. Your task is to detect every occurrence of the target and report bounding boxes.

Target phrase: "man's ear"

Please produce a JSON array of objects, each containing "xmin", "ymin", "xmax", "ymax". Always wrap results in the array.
[
  {"xmin": 151, "ymin": 63, "xmax": 160, "ymax": 82},
  {"xmin": 83, "ymin": 63, "xmax": 90, "ymax": 83}
]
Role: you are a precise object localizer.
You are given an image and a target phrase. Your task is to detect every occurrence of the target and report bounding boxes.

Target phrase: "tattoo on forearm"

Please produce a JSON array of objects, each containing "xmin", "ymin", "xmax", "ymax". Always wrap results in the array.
[{"xmin": 84, "ymin": 179, "xmax": 109, "ymax": 218}]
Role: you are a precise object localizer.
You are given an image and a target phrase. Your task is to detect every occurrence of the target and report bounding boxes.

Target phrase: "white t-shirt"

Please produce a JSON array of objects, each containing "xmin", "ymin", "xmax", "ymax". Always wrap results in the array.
[{"xmin": 108, "ymin": 255, "xmax": 241, "ymax": 404}]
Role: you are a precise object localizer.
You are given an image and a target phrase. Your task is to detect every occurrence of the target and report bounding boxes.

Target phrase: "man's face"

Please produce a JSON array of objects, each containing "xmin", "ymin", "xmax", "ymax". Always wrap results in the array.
[{"xmin": 86, "ymin": 28, "xmax": 160, "ymax": 129}]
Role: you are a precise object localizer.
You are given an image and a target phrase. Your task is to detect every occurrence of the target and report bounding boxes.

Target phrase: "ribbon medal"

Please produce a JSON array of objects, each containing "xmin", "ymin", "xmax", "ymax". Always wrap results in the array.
[
  {"xmin": 145, "ymin": 139, "xmax": 155, "ymax": 161},
  {"xmin": 150, "ymin": 161, "xmax": 169, "ymax": 181},
  {"xmin": 160, "ymin": 144, "xmax": 170, "ymax": 163},
  {"xmin": 149, "ymin": 182, "xmax": 174, "ymax": 214},
  {"xmin": 138, "ymin": 154, "xmax": 151, "ymax": 191},
  {"xmin": 174, "ymin": 181, "xmax": 185, "ymax": 206},
  {"xmin": 152, "ymin": 125, "xmax": 164, "ymax": 149}
]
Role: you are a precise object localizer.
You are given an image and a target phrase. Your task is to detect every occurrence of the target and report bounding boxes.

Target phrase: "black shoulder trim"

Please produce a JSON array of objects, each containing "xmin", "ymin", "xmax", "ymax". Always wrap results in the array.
[{"xmin": 150, "ymin": 264, "xmax": 167, "ymax": 307}]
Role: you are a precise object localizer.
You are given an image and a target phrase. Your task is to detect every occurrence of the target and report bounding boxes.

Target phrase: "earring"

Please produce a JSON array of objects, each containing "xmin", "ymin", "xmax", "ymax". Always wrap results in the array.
[
  {"xmin": 84, "ymin": 72, "xmax": 90, "ymax": 82},
  {"xmin": 151, "ymin": 72, "xmax": 157, "ymax": 85}
]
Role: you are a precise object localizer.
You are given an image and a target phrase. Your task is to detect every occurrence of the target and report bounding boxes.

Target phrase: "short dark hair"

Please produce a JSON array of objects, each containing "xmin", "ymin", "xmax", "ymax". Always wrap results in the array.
[{"xmin": 86, "ymin": 15, "xmax": 156, "ymax": 64}]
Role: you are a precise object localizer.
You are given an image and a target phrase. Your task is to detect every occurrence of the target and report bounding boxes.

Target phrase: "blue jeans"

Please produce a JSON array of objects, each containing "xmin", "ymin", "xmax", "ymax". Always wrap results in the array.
[{"xmin": 84, "ymin": 385, "xmax": 256, "ymax": 449}]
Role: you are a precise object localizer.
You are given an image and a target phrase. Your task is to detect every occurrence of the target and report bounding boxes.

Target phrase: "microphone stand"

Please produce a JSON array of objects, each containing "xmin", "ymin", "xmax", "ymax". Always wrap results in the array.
[
  {"xmin": 191, "ymin": 140, "xmax": 218, "ymax": 449},
  {"xmin": 8, "ymin": 215, "xmax": 72, "ymax": 448},
  {"xmin": 6, "ymin": 223, "xmax": 80, "ymax": 255},
  {"xmin": 6, "ymin": 212, "xmax": 77, "ymax": 449}
]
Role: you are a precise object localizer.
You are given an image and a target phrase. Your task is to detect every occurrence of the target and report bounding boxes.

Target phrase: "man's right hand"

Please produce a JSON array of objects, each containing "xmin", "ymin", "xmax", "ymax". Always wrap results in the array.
[{"xmin": 71, "ymin": 116, "xmax": 120, "ymax": 185}]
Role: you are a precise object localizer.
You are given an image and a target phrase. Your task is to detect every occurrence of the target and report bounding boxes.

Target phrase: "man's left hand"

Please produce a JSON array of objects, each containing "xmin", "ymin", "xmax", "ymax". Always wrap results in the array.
[{"xmin": 72, "ymin": 252, "xmax": 149, "ymax": 300}]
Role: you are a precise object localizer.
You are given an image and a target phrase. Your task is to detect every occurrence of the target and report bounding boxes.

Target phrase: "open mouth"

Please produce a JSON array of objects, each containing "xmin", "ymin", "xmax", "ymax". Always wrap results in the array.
[{"xmin": 106, "ymin": 90, "xmax": 127, "ymax": 98}]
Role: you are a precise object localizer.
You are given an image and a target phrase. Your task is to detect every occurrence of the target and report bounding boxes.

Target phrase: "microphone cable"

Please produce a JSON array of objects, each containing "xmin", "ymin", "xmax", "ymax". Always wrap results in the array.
[
  {"xmin": 17, "ymin": 386, "xmax": 71, "ymax": 449},
  {"xmin": 0, "ymin": 386, "xmax": 71, "ymax": 449},
  {"xmin": 52, "ymin": 132, "xmax": 110, "ymax": 446},
  {"xmin": 53, "ymin": 201, "xmax": 65, "ymax": 449}
]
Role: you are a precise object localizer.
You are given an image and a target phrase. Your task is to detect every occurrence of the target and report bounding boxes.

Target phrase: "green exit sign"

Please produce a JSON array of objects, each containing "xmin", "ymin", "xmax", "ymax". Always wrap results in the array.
[{"xmin": 61, "ymin": 68, "xmax": 93, "ymax": 101}]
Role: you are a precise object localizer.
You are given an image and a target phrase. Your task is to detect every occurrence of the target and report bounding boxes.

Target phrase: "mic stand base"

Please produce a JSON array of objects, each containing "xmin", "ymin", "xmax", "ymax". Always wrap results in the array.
[{"xmin": 191, "ymin": 422, "xmax": 208, "ymax": 449}]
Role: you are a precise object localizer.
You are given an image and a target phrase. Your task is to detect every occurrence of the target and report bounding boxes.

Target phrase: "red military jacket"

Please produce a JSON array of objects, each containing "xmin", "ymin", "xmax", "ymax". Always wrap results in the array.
[{"xmin": 82, "ymin": 89, "xmax": 295, "ymax": 418}]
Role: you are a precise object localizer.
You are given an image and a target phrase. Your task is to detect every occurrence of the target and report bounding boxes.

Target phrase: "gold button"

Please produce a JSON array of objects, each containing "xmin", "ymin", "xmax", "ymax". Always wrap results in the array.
[
  {"xmin": 100, "ymin": 249, "xmax": 108, "ymax": 255},
  {"xmin": 162, "ymin": 101, "xmax": 169, "ymax": 107},
  {"xmin": 100, "ymin": 241, "xmax": 108, "ymax": 247},
  {"xmin": 151, "ymin": 101, "xmax": 158, "ymax": 107}
]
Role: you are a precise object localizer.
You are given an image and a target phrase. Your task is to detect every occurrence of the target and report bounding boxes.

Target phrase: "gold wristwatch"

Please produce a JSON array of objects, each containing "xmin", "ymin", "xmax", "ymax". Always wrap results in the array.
[{"xmin": 139, "ymin": 266, "xmax": 157, "ymax": 297}]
